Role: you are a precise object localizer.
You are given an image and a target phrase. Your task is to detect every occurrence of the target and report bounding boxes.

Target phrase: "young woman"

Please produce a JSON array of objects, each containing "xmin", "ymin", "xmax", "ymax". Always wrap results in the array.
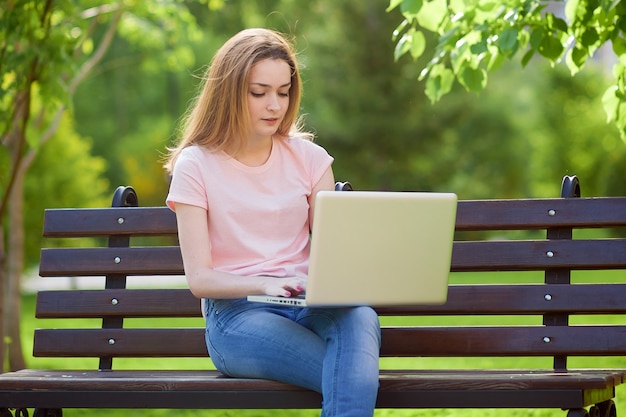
[{"xmin": 164, "ymin": 28, "xmax": 381, "ymax": 417}]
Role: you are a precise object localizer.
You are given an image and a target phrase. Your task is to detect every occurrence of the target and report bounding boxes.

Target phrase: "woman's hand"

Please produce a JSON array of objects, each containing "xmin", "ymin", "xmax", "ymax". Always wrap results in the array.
[{"xmin": 259, "ymin": 276, "xmax": 306, "ymax": 298}]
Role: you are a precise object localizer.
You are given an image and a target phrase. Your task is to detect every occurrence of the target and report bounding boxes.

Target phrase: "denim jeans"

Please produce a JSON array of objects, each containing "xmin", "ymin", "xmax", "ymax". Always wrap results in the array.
[{"xmin": 204, "ymin": 298, "xmax": 381, "ymax": 417}]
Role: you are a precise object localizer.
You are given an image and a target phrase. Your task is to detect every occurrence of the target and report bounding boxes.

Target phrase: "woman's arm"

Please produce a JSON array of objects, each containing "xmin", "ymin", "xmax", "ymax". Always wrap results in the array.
[
  {"xmin": 308, "ymin": 166, "xmax": 336, "ymax": 229},
  {"xmin": 174, "ymin": 202, "xmax": 305, "ymax": 299}
]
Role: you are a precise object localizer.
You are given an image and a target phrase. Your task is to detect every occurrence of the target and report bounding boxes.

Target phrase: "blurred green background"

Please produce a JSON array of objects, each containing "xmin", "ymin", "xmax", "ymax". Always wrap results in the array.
[{"xmin": 12, "ymin": 0, "xmax": 626, "ymax": 269}]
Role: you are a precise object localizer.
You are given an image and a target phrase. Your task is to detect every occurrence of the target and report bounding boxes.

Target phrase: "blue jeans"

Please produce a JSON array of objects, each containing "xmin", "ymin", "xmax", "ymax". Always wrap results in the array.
[{"xmin": 204, "ymin": 298, "xmax": 381, "ymax": 417}]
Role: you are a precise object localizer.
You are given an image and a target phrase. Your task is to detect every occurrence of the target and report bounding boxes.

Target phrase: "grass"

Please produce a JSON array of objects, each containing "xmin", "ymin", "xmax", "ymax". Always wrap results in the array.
[{"xmin": 14, "ymin": 268, "xmax": 626, "ymax": 417}]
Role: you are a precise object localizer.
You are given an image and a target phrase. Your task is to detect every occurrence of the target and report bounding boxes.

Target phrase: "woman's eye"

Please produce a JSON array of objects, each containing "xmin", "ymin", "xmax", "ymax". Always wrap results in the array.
[
  {"xmin": 279, "ymin": 92, "xmax": 289, "ymax": 97},
  {"xmin": 250, "ymin": 92, "xmax": 264, "ymax": 97}
]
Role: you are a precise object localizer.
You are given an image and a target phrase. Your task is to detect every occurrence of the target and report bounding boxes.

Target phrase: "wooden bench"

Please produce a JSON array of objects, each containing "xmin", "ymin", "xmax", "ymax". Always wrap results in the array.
[{"xmin": 2, "ymin": 175, "xmax": 626, "ymax": 417}]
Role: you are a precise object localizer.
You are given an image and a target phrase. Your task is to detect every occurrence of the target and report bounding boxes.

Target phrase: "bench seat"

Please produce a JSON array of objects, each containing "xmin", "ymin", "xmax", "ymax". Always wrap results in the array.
[{"xmin": 2, "ymin": 369, "xmax": 623, "ymax": 409}]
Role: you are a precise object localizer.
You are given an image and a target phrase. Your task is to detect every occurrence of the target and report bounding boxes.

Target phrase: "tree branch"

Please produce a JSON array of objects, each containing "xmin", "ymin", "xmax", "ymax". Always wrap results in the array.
[{"xmin": 69, "ymin": 0, "xmax": 124, "ymax": 95}]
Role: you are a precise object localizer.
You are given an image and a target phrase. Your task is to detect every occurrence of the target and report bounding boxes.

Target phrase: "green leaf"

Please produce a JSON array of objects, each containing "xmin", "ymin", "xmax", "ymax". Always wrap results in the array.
[
  {"xmin": 602, "ymin": 81, "xmax": 622, "ymax": 123},
  {"xmin": 581, "ymin": 28, "xmax": 600, "ymax": 47},
  {"xmin": 81, "ymin": 38, "xmax": 94, "ymax": 55},
  {"xmin": 567, "ymin": 46, "xmax": 588, "ymax": 74},
  {"xmin": 451, "ymin": 38, "xmax": 469, "ymax": 74},
  {"xmin": 618, "ymin": 16, "xmax": 626, "ymax": 33},
  {"xmin": 416, "ymin": 0, "xmax": 448, "ymax": 32},
  {"xmin": 424, "ymin": 64, "xmax": 454, "ymax": 102},
  {"xmin": 488, "ymin": 49, "xmax": 506, "ymax": 71},
  {"xmin": 400, "ymin": 0, "xmax": 424, "ymax": 15},
  {"xmin": 538, "ymin": 34, "xmax": 564, "ymax": 60},
  {"xmin": 612, "ymin": 33, "xmax": 626, "ymax": 56},
  {"xmin": 392, "ymin": 19, "xmax": 410, "ymax": 41},
  {"xmin": 529, "ymin": 27, "xmax": 544, "ymax": 50},
  {"xmin": 470, "ymin": 41, "xmax": 489, "ymax": 55},
  {"xmin": 613, "ymin": 62, "xmax": 626, "ymax": 80},
  {"xmin": 459, "ymin": 65, "xmax": 487, "ymax": 92},
  {"xmin": 602, "ymin": 85, "xmax": 619, "ymax": 123},
  {"xmin": 565, "ymin": 0, "xmax": 580, "ymax": 22},
  {"xmin": 394, "ymin": 32, "xmax": 413, "ymax": 61},
  {"xmin": 498, "ymin": 28, "xmax": 519, "ymax": 55},
  {"xmin": 477, "ymin": 0, "xmax": 498, "ymax": 12},
  {"xmin": 439, "ymin": 26, "xmax": 461, "ymax": 47},
  {"xmin": 410, "ymin": 30, "xmax": 427, "ymax": 59},
  {"xmin": 600, "ymin": 0, "xmax": 620, "ymax": 13},
  {"xmin": 547, "ymin": 14, "xmax": 569, "ymax": 33},
  {"xmin": 387, "ymin": 0, "xmax": 405, "ymax": 12},
  {"xmin": 616, "ymin": 102, "xmax": 626, "ymax": 142}
]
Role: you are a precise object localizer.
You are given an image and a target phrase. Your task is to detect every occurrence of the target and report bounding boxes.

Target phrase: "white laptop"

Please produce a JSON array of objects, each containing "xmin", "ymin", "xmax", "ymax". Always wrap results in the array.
[{"xmin": 247, "ymin": 190, "xmax": 458, "ymax": 307}]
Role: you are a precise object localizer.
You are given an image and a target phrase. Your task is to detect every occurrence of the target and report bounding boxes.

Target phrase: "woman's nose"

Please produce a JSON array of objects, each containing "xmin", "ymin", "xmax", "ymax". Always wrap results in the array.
[{"xmin": 267, "ymin": 94, "xmax": 280, "ymax": 110}]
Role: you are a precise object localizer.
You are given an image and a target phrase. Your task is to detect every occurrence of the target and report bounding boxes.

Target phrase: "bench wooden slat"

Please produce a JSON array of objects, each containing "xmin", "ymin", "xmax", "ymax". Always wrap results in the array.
[
  {"xmin": 43, "ymin": 207, "xmax": 177, "ymax": 237},
  {"xmin": 1, "ymin": 369, "xmax": 620, "ymax": 410},
  {"xmin": 36, "ymin": 289, "xmax": 200, "ymax": 318},
  {"xmin": 455, "ymin": 197, "xmax": 626, "ymax": 230},
  {"xmin": 452, "ymin": 239, "xmax": 626, "ymax": 271},
  {"xmin": 38, "ymin": 238, "xmax": 626, "ymax": 277},
  {"xmin": 35, "ymin": 283, "xmax": 626, "ymax": 319},
  {"xmin": 382, "ymin": 326, "xmax": 626, "ymax": 356},
  {"xmin": 1, "ymin": 369, "xmax": 619, "ymax": 391},
  {"xmin": 41, "ymin": 198, "xmax": 626, "ymax": 238},
  {"xmin": 33, "ymin": 326, "xmax": 626, "ymax": 358},
  {"xmin": 39, "ymin": 247, "xmax": 183, "ymax": 276}
]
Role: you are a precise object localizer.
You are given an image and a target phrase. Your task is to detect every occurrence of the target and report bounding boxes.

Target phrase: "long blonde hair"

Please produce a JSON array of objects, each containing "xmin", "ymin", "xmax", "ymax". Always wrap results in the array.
[{"xmin": 164, "ymin": 28, "xmax": 309, "ymax": 173}]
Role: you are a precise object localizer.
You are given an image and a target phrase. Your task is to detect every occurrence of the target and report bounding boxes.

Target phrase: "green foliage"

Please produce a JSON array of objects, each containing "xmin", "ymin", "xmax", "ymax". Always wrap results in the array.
[
  {"xmin": 389, "ymin": 0, "xmax": 626, "ymax": 141},
  {"xmin": 8, "ymin": 0, "xmax": 623, "ymax": 231},
  {"xmin": 0, "ymin": 0, "xmax": 82, "ymax": 124},
  {"xmin": 117, "ymin": 117, "xmax": 174, "ymax": 207},
  {"xmin": 1, "ymin": 0, "xmax": 211, "ymax": 266},
  {"xmin": 23, "ymin": 112, "xmax": 109, "ymax": 267},
  {"xmin": 280, "ymin": 0, "xmax": 621, "ymax": 199}
]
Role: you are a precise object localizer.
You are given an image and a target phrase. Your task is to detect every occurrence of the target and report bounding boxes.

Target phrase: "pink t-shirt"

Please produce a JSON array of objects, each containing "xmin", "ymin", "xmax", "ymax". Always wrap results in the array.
[{"xmin": 166, "ymin": 137, "xmax": 333, "ymax": 279}]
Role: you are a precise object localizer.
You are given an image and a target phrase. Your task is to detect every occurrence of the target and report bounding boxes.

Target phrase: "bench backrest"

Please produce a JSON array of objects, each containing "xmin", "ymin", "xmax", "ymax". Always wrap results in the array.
[{"xmin": 35, "ymin": 177, "xmax": 626, "ymax": 371}]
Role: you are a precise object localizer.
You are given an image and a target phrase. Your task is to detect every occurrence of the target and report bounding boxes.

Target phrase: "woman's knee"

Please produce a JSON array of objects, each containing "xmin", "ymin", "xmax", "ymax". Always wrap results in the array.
[
  {"xmin": 352, "ymin": 306, "xmax": 381, "ymax": 346},
  {"xmin": 308, "ymin": 307, "xmax": 380, "ymax": 347}
]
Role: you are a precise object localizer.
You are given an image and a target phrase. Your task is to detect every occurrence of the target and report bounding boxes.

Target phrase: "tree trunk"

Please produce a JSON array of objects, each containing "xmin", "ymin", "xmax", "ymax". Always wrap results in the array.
[
  {"xmin": 7, "ymin": 169, "xmax": 26, "ymax": 371},
  {"xmin": 0, "ymin": 229, "xmax": 6, "ymax": 373},
  {"xmin": 2, "ymin": 84, "xmax": 31, "ymax": 373}
]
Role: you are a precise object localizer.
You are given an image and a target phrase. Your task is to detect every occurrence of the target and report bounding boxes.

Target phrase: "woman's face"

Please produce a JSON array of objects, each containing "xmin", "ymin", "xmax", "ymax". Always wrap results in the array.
[{"xmin": 246, "ymin": 58, "xmax": 291, "ymax": 143}]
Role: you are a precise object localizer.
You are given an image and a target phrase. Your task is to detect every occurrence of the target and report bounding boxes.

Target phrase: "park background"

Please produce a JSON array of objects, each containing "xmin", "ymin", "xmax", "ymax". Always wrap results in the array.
[{"xmin": 3, "ymin": 0, "xmax": 626, "ymax": 416}]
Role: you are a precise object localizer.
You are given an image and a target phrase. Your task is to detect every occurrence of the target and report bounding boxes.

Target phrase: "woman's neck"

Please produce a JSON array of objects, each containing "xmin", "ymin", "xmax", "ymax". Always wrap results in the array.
[{"xmin": 234, "ymin": 136, "xmax": 273, "ymax": 167}]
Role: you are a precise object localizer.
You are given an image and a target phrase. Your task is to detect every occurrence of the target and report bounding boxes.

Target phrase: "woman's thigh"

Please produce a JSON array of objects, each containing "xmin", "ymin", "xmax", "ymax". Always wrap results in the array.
[
  {"xmin": 205, "ymin": 299, "xmax": 326, "ymax": 392},
  {"xmin": 296, "ymin": 306, "xmax": 381, "ymax": 385}
]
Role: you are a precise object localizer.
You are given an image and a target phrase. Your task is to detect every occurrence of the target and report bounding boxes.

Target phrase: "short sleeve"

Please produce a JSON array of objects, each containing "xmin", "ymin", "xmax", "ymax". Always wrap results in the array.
[
  {"xmin": 292, "ymin": 138, "xmax": 334, "ymax": 189},
  {"xmin": 166, "ymin": 147, "xmax": 209, "ymax": 211}
]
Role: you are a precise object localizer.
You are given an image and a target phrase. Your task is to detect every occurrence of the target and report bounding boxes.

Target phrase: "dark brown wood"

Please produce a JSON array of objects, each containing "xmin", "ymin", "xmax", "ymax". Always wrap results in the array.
[
  {"xmin": 41, "ymin": 198, "xmax": 626, "ymax": 237},
  {"xmin": 35, "ymin": 283, "xmax": 626, "ymax": 319},
  {"xmin": 1, "ymin": 369, "xmax": 619, "ymax": 391},
  {"xmin": 0, "ymin": 369, "xmax": 620, "ymax": 409},
  {"xmin": 455, "ymin": 197, "xmax": 626, "ymax": 230},
  {"xmin": 451, "ymin": 239, "xmax": 626, "ymax": 271},
  {"xmin": 38, "ymin": 238, "xmax": 626, "ymax": 277},
  {"xmin": 42, "ymin": 207, "xmax": 177, "ymax": 237},
  {"xmin": 39, "ymin": 246, "xmax": 183, "ymax": 276},
  {"xmin": 32, "ymin": 325, "xmax": 626, "ymax": 358},
  {"xmin": 36, "ymin": 289, "xmax": 201, "ymax": 318}
]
